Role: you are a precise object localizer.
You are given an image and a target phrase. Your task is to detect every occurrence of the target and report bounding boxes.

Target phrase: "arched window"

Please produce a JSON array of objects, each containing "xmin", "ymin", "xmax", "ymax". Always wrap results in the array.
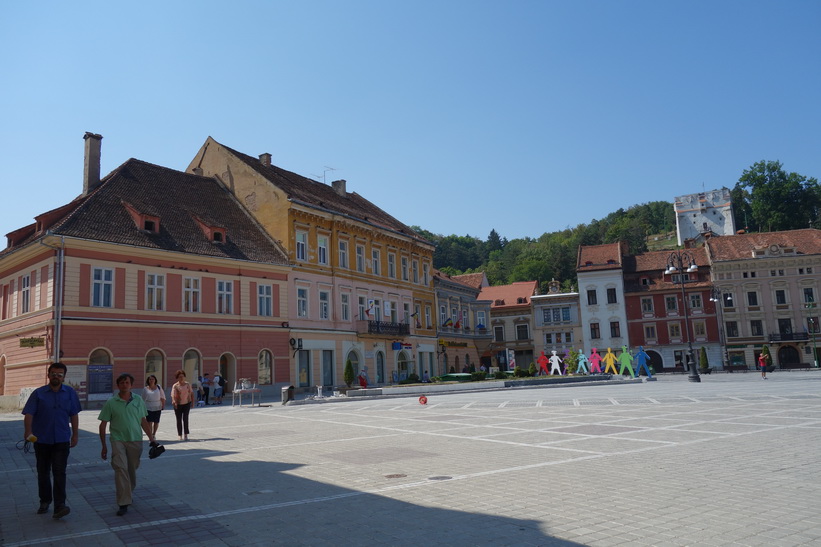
[
  {"xmin": 89, "ymin": 348, "xmax": 112, "ymax": 365},
  {"xmin": 258, "ymin": 350, "xmax": 273, "ymax": 385},
  {"xmin": 145, "ymin": 349, "xmax": 165, "ymax": 386},
  {"xmin": 183, "ymin": 349, "xmax": 201, "ymax": 383}
]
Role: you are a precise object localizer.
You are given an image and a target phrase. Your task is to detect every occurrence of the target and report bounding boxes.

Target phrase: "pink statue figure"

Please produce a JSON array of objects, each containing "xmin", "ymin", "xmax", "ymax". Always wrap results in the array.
[
  {"xmin": 537, "ymin": 351, "xmax": 550, "ymax": 376},
  {"xmin": 575, "ymin": 349, "xmax": 589, "ymax": 375},
  {"xmin": 617, "ymin": 345, "xmax": 635, "ymax": 377},
  {"xmin": 549, "ymin": 350, "xmax": 563, "ymax": 375},
  {"xmin": 589, "ymin": 348, "xmax": 603, "ymax": 373},
  {"xmin": 603, "ymin": 347, "xmax": 619, "ymax": 374}
]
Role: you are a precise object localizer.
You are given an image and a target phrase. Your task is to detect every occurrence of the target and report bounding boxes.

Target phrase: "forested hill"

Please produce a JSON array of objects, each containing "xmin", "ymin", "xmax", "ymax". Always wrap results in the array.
[
  {"xmin": 413, "ymin": 200, "xmax": 675, "ymax": 293},
  {"xmin": 414, "ymin": 161, "xmax": 821, "ymax": 293}
]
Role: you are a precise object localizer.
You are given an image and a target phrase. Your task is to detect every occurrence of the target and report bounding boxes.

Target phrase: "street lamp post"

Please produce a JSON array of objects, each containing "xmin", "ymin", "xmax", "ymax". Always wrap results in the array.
[
  {"xmin": 806, "ymin": 303, "xmax": 819, "ymax": 368},
  {"xmin": 710, "ymin": 286, "xmax": 731, "ymax": 370},
  {"xmin": 665, "ymin": 250, "xmax": 701, "ymax": 383}
]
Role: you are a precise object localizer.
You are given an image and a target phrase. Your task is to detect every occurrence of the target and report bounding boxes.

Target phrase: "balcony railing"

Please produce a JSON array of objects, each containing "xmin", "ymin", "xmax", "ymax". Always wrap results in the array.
[
  {"xmin": 768, "ymin": 332, "xmax": 809, "ymax": 342},
  {"xmin": 356, "ymin": 320, "xmax": 410, "ymax": 336}
]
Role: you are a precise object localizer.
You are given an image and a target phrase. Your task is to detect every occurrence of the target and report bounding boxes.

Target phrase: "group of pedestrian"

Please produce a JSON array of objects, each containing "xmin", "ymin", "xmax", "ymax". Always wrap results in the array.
[
  {"xmin": 197, "ymin": 371, "xmax": 224, "ymax": 405},
  {"xmin": 22, "ymin": 363, "xmax": 226, "ymax": 518}
]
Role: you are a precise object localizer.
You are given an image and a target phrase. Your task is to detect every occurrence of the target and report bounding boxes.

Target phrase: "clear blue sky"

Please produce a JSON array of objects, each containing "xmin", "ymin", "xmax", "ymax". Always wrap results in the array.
[{"xmin": 2, "ymin": 1, "xmax": 819, "ymax": 243}]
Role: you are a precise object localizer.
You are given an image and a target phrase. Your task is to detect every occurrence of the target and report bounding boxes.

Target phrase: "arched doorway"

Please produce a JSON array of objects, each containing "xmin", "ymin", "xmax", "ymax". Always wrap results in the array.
[
  {"xmin": 397, "ymin": 350, "xmax": 413, "ymax": 379},
  {"xmin": 646, "ymin": 350, "xmax": 663, "ymax": 372},
  {"xmin": 376, "ymin": 352, "xmax": 385, "ymax": 384},
  {"xmin": 219, "ymin": 353, "xmax": 236, "ymax": 392},
  {"xmin": 777, "ymin": 346, "xmax": 800, "ymax": 367},
  {"xmin": 258, "ymin": 349, "xmax": 273, "ymax": 385},
  {"xmin": 345, "ymin": 350, "xmax": 360, "ymax": 385},
  {"xmin": 183, "ymin": 349, "xmax": 201, "ymax": 385},
  {"xmin": 144, "ymin": 349, "xmax": 166, "ymax": 387},
  {"xmin": 454, "ymin": 355, "xmax": 461, "ymax": 372}
]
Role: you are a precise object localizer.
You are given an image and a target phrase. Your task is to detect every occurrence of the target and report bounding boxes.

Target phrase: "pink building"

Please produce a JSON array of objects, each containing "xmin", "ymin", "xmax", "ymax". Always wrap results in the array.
[{"xmin": 0, "ymin": 134, "xmax": 291, "ymax": 404}]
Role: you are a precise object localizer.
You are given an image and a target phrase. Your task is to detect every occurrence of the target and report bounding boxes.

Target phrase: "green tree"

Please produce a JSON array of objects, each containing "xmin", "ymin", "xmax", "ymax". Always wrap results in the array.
[
  {"xmin": 699, "ymin": 347, "xmax": 710, "ymax": 372},
  {"xmin": 343, "ymin": 359, "xmax": 355, "ymax": 387},
  {"xmin": 734, "ymin": 160, "xmax": 821, "ymax": 232},
  {"xmin": 760, "ymin": 345, "xmax": 772, "ymax": 367}
]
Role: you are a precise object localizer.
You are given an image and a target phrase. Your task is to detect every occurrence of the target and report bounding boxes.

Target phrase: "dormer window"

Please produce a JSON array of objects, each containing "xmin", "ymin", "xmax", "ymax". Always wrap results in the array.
[
  {"xmin": 192, "ymin": 215, "xmax": 226, "ymax": 244},
  {"xmin": 122, "ymin": 202, "xmax": 160, "ymax": 233}
]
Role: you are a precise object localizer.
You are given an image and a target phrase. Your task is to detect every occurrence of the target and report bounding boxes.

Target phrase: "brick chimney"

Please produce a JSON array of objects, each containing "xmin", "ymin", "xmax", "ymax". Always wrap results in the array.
[
  {"xmin": 83, "ymin": 132, "xmax": 103, "ymax": 196},
  {"xmin": 332, "ymin": 179, "xmax": 346, "ymax": 196},
  {"xmin": 259, "ymin": 153, "xmax": 271, "ymax": 167}
]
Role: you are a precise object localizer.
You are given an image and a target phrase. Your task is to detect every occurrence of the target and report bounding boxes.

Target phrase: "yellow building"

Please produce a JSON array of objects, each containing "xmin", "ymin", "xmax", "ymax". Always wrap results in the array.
[{"xmin": 188, "ymin": 138, "xmax": 436, "ymax": 389}]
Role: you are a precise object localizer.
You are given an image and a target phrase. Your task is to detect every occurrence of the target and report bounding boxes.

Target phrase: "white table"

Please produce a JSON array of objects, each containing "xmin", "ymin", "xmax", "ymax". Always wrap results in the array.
[{"xmin": 231, "ymin": 388, "xmax": 262, "ymax": 407}]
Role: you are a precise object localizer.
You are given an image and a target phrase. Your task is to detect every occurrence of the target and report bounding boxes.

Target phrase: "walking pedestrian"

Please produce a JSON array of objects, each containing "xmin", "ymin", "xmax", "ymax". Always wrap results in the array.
[
  {"xmin": 200, "ymin": 372, "xmax": 211, "ymax": 405},
  {"xmin": 22, "ymin": 362, "xmax": 81, "ymax": 519},
  {"xmin": 143, "ymin": 375, "xmax": 166, "ymax": 439},
  {"xmin": 98, "ymin": 373, "xmax": 157, "ymax": 516},
  {"xmin": 212, "ymin": 370, "xmax": 224, "ymax": 405},
  {"xmin": 171, "ymin": 370, "xmax": 195, "ymax": 440},
  {"xmin": 759, "ymin": 353, "xmax": 768, "ymax": 379}
]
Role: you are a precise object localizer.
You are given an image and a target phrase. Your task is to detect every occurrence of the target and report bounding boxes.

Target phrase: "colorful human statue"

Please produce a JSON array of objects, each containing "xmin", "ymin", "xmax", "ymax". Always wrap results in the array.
[
  {"xmin": 549, "ymin": 350, "xmax": 563, "ymax": 375},
  {"xmin": 617, "ymin": 345, "xmax": 635, "ymax": 377},
  {"xmin": 537, "ymin": 351, "xmax": 550, "ymax": 376},
  {"xmin": 589, "ymin": 348, "xmax": 603, "ymax": 373},
  {"xmin": 635, "ymin": 346, "xmax": 653, "ymax": 378},
  {"xmin": 603, "ymin": 347, "xmax": 618, "ymax": 374},
  {"xmin": 575, "ymin": 349, "xmax": 589, "ymax": 375}
]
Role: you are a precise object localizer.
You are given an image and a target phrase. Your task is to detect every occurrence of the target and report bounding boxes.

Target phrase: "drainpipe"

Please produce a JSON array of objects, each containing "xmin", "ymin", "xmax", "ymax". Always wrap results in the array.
[{"xmin": 39, "ymin": 235, "xmax": 65, "ymax": 363}]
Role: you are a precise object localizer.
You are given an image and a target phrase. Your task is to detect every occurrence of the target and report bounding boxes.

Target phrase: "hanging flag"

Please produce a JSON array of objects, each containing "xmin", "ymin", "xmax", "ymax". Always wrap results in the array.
[
  {"xmin": 454, "ymin": 311, "xmax": 463, "ymax": 329},
  {"xmin": 443, "ymin": 317, "xmax": 453, "ymax": 327},
  {"xmin": 366, "ymin": 299, "xmax": 375, "ymax": 318}
]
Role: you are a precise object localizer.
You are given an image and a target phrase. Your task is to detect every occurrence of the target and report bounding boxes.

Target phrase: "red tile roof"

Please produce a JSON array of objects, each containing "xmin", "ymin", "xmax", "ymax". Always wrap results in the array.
[
  {"xmin": 451, "ymin": 272, "xmax": 487, "ymax": 289},
  {"xmin": 478, "ymin": 281, "xmax": 539, "ymax": 309},
  {"xmin": 577, "ymin": 242, "xmax": 627, "ymax": 271},
  {"xmin": 705, "ymin": 229, "xmax": 821, "ymax": 261},
  {"xmin": 211, "ymin": 139, "xmax": 432, "ymax": 247}
]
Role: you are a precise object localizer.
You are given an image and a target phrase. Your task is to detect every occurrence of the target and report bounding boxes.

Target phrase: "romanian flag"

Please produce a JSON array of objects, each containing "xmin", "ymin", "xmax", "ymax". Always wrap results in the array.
[{"xmin": 443, "ymin": 317, "xmax": 453, "ymax": 327}]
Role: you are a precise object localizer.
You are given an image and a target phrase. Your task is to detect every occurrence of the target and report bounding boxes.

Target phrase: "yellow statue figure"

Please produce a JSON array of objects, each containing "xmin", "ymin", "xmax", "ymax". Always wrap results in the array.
[{"xmin": 603, "ymin": 347, "xmax": 619, "ymax": 374}]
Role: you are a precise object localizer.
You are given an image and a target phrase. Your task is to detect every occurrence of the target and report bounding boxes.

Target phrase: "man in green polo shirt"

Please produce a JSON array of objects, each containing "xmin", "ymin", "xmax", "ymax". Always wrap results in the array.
[{"xmin": 98, "ymin": 373, "xmax": 157, "ymax": 516}]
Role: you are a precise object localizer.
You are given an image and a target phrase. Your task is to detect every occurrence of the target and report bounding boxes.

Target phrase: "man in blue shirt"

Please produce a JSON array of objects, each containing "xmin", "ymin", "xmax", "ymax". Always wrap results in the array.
[{"xmin": 22, "ymin": 362, "xmax": 81, "ymax": 519}]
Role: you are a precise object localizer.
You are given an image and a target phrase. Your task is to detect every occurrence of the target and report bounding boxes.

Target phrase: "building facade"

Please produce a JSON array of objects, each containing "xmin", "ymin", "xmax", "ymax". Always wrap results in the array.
[
  {"xmin": 188, "ymin": 138, "xmax": 437, "ymax": 390},
  {"xmin": 478, "ymin": 281, "xmax": 538, "ymax": 370},
  {"xmin": 674, "ymin": 188, "xmax": 736, "ymax": 246},
  {"xmin": 576, "ymin": 243, "xmax": 630, "ymax": 355},
  {"xmin": 531, "ymin": 280, "xmax": 582, "ymax": 361},
  {"xmin": 432, "ymin": 269, "xmax": 492, "ymax": 375},
  {"xmin": 0, "ymin": 134, "xmax": 291, "ymax": 402},
  {"xmin": 705, "ymin": 229, "xmax": 821, "ymax": 368},
  {"xmin": 622, "ymin": 248, "xmax": 721, "ymax": 371}
]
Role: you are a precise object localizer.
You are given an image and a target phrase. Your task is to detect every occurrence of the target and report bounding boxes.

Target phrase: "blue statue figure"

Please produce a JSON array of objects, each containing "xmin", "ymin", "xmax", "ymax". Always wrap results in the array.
[
  {"xmin": 575, "ymin": 349, "xmax": 589, "ymax": 375},
  {"xmin": 635, "ymin": 346, "xmax": 653, "ymax": 378}
]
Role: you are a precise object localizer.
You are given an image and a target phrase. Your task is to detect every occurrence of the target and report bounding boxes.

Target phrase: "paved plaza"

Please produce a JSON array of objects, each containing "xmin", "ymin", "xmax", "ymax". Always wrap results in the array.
[{"xmin": 2, "ymin": 372, "xmax": 821, "ymax": 546}]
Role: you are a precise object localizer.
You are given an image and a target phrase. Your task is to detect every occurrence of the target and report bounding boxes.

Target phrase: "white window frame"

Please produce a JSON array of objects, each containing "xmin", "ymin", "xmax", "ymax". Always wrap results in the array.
[
  {"xmin": 412, "ymin": 260, "xmax": 419, "ymax": 283},
  {"xmin": 258, "ymin": 284, "xmax": 273, "ymax": 317},
  {"xmin": 317, "ymin": 235, "xmax": 328, "ymax": 265},
  {"xmin": 341, "ymin": 293, "xmax": 350, "ymax": 321},
  {"xmin": 92, "ymin": 267, "xmax": 114, "ymax": 308},
  {"xmin": 401, "ymin": 257, "xmax": 409, "ymax": 281},
  {"xmin": 356, "ymin": 245, "xmax": 365, "ymax": 272},
  {"xmin": 338, "ymin": 240, "xmax": 348, "ymax": 269},
  {"xmin": 217, "ymin": 280, "xmax": 233, "ymax": 314},
  {"xmin": 319, "ymin": 290, "xmax": 330, "ymax": 320},
  {"xmin": 388, "ymin": 253, "xmax": 396, "ymax": 278},
  {"xmin": 297, "ymin": 287, "xmax": 309, "ymax": 317},
  {"xmin": 372, "ymin": 249, "xmax": 381, "ymax": 275},
  {"xmin": 21, "ymin": 274, "xmax": 30, "ymax": 314},
  {"xmin": 184, "ymin": 277, "xmax": 200, "ymax": 313},
  {"xmin": 146, "ymin": 273, "xmax": 165, "ymax": 311},
  {"xmin": 296, "ymin": 230, "xmax": 308, "ymax": 261}
]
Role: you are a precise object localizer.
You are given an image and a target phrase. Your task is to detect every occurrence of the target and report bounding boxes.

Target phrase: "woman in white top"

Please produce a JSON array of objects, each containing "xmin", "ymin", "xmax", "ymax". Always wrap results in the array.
[{"xmin": 143, "ymin": 375, "xmax": 166, "ymax": 438}]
